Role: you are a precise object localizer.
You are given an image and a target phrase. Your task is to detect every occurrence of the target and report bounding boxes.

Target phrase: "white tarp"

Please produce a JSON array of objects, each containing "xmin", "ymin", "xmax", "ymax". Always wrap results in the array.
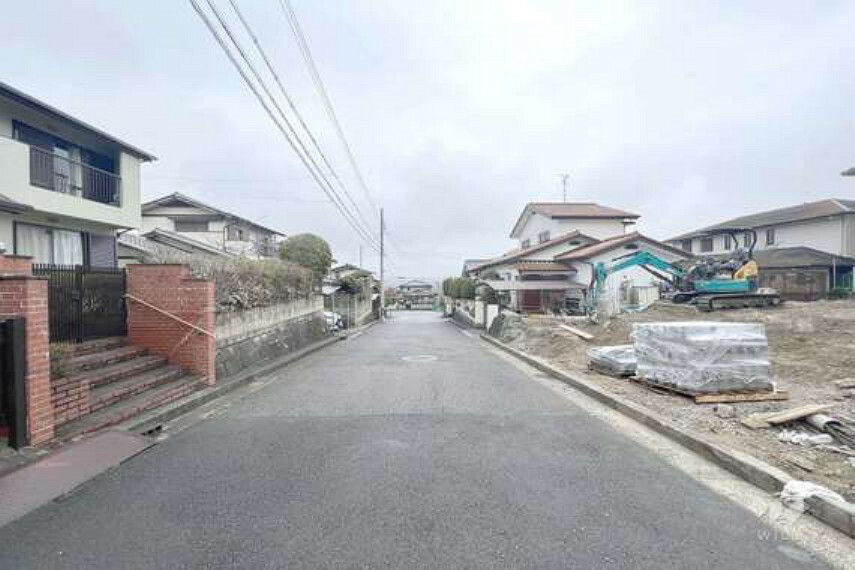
[{"xmin": 633, "ymin": 322, "xmax": 774, "ymax": 393}]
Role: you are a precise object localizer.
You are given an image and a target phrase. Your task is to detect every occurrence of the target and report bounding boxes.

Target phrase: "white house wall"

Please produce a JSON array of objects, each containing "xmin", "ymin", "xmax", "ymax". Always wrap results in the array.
[
  {"xmin": 517, "ymin": 213, "xmax": 629, "ymax": 244},
  {"xmin": 0, "ymin": 101, "xmax": 144, "ymax": 230},
  {"xmin": 671, "ymin": 216, "xmax": 845, "ymax": 257}
]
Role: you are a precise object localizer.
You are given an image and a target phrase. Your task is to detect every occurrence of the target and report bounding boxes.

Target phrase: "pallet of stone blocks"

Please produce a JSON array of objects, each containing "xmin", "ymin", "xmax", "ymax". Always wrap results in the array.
[
  {"xmin": 587, "ymin": 345, "xmax": 636, "ymax": 377},
  {"xmin": 632, "ymin": 322, "xmax": 775, "ymax": 395}
]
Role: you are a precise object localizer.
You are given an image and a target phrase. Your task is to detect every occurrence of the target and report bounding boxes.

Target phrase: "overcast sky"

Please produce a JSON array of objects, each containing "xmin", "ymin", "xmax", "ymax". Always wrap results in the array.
[{"xmin": 3, "ymin": 1, "xmax": 854, "ymax": 280}]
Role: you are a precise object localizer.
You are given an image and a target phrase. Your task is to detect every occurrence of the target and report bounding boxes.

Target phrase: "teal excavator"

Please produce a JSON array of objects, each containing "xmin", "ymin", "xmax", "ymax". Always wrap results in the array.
[{"xmin": 585, "ymin": 229, "xmax": 781, "ymax": 316}]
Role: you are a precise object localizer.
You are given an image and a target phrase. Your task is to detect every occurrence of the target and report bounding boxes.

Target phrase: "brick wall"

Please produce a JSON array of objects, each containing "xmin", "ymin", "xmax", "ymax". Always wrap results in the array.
[
  {"xmin": 0, "ymin": 255, "xmax": 34, "ymax": 276},
  {"xmin": 126, "ymin": 265, "xmax": 216, "ymax": 385},
  {"xmin": 50, "ymin": 376, "xmax": 90, "ymax": 426},
  {"xmin": 0, "ymin": 255, "xmax": 53, "ymax": 445}
]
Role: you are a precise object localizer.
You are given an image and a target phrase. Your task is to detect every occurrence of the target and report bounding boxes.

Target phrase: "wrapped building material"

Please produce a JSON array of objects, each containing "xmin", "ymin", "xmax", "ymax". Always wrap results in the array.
[
  {"xmin": 633, "ymin": 322, "xmax": 774, "ymax": 393},
  {"xmin": 588, "ymin": 345, "xmax": 636, "ymax": 376}
]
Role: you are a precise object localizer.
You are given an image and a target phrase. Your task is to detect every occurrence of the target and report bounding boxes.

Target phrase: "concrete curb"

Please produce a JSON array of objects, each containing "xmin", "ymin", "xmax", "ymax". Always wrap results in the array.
[
  {"xmin": 124, "ymin": 335, "xmax": 344, "ymax": 433},
  {"xmin": 481, "ymin": 333, "xmax": 855, "ymax": 539}
]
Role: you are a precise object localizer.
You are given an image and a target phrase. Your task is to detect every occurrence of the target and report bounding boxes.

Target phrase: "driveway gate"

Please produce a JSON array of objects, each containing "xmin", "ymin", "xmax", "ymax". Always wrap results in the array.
[{"xmin": 33, "ymin": 264, "xmax": 127, "ymax": 343}]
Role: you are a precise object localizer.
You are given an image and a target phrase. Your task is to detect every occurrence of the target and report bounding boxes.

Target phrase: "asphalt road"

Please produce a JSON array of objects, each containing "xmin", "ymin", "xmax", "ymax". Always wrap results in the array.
[{"xmin": 0, "ymin": 312, "xmax": 827, "ymax": 568}]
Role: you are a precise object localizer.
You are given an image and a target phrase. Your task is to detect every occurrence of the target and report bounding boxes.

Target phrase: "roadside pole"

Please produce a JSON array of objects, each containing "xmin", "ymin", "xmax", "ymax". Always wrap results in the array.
[{"xmin": 380, "ymin": 207, "xmax": 385, "ymax": 322}]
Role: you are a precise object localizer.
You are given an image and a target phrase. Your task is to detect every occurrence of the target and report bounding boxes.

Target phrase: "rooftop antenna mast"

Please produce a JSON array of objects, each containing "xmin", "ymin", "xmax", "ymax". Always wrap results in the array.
[{"xmin": 558, "ymin": 173, "xmax": 570, "ymax": 202}]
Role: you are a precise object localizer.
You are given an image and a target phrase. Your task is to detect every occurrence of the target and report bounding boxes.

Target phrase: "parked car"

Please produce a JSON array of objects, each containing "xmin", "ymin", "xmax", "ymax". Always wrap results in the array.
[{"xmin": 324, "ymin": 311, "xmax": 343, "ymax": 332}]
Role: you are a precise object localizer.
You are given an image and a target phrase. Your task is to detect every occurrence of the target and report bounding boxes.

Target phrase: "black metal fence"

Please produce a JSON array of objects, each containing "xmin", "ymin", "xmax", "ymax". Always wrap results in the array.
[
  {"xmin": 33, "ymin": 264, "xmax": 127, "ymax": 343},
  {"xmin": 29, "ymin": 146, "xmax": 121, "ymax": 206}
]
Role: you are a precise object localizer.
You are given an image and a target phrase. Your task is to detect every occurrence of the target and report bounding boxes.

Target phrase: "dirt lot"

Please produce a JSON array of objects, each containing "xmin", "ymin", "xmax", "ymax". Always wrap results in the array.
[{"xmin": 490, "ymin": 300, "xmax": 855, "ymax": 500}]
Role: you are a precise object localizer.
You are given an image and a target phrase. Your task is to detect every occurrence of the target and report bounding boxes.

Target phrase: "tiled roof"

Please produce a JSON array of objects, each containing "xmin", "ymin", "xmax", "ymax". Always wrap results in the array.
[
  {"xmin": 514, "ymin": 260, "xmax": 575, "ymax": 272},
  {"xmin": 555, "ymin": 232, "xmax": 691, "ymax": 261},
  {"xmin": 470, "ymin": 230, "xmax": 598, "ymax": 272},
  {"xmin": 753, "ymin": 246, "xmax": 855, "ymax": 269},
  {"xmin": 510, "ymin": 202, "xmax": 639, "ymax": 237},
  {"xmin": 670, "ymin": 199, "xmax": 855, "ymax": 241}
]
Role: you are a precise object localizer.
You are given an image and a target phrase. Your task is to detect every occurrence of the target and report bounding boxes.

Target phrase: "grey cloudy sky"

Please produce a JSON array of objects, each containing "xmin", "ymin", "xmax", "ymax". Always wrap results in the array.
[{"xmin": 3, "ymin": 1, "xmax": 854, "ymax": 280}]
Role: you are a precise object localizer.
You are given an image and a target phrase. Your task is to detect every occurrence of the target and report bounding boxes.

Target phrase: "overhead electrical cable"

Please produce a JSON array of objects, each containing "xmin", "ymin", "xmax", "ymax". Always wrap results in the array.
[
  {"xmin": 188, "ymin": 0, "xmax": 381, "ymax": 251},
  {"xmin": 226, "ymin": 0, "xmax": 374, "ymax": 234},
  {"xmin": 277, "ymin": 0, "xmax": 381, "ymax": 218}
]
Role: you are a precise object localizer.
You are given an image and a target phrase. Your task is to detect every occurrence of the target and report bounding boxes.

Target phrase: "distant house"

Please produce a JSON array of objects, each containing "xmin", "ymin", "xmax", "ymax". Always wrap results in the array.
[
  {"xmin": 117, "ymin": 229, "xmax": 232, "ymax": 267},
  {"xmin": 397, "ymin": 279, "xmax": 437, "ymax": 310},
  {"xmin": 467, "ymin": 202, "xmax": 689, "ymax": 314},
  {"xmin": 668, "ymin": 198, "xmax": 855, "ymax": 296},
  {"xmin": 141, "ymin": 193, "xmax": 284, "ymax": 259},
  {"xmin": 0, "ymin": 81, "xmax": 155, "ymax": 267}
]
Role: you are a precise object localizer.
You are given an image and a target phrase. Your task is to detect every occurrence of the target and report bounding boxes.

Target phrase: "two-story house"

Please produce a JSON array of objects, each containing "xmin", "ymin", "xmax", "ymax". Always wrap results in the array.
[
  {"xmin": 397, "ymin": 279, "xmax": 437, "ymax": 310},
  {"xmin": 0, "ymin": 81, "xmax": 155, "ymax": 267},
  {"xmin": 668, "ymin": 199, "xmax": 855, "ymax": 299},
  {"xmin": 468, "ymin": 202, "xmax": 688, "ymax": 314},
  {"xmin": 140, "ymin": 193, "xmax": 284, "ymax": 259}
]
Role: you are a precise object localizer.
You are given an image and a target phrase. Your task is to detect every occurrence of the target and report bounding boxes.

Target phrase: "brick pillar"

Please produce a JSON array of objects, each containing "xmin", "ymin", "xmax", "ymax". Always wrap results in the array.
[
  {"xmin": 126, "ymin": 265, "xmax": 216, "ymax": 385},
  {"xmin": 0, "ymin": 255, "xmax": 53, "ymax": 445}
]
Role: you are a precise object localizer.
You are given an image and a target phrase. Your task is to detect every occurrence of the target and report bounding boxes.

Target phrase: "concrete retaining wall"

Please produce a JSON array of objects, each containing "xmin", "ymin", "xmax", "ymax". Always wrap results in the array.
[
  {"xmin": 216, "ymin": 297, "xmax": 322, "ymax": 346},
  {"xmin": 215, "ymin": 310, "xmax": 329, "ymax": 379}
]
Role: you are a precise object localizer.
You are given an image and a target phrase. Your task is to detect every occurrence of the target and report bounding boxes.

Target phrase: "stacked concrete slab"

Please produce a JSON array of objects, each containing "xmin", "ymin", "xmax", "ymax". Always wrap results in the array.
[
  {"xmin": 587, "ymin": 345, "xmax": 636, "ymax": 376},
  {"xmin": 633, "ymin": 322, "xmax": 774, "ymax": 393}
]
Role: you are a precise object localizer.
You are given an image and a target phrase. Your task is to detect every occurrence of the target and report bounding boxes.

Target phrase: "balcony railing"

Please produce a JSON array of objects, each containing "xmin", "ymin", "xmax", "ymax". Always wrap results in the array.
[{"xmin": 29, "ymin": 146, "xmax": 121, "ymax": 206}]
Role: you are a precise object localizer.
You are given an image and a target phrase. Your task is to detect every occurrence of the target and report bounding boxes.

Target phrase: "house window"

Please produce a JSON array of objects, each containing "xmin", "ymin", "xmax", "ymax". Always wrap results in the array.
[
  {"xmin": 765, "ymin": 228, "xmax": 775, "ymax": 246},
  {"xmin": 700, "ymin": 237, "xmax": 713, "ymax": 253},
  {"xmin": 175, "ymin": 220, "xmax": 209, "ymax": 233},
  {"xmin": 538, "ymin": 230, "xmax": 550, "ymax": 243},
  {"xmin": 724, "ymin": 235, "xmax": 732, "ymax": 250},
  {"xmin": 521, "ymin": 239, "xmax": 531, "ymax": 249},
  {"xmin": 15, "ymin": 223, "xmax": 84, "ymax": 266},
  {"xmin": 744, "ymin": 232, "xmax": 752, "ymax": 247},
  {"xmin": 227, "ymin": 226, "xmax": 248, "ymax": 241},
  {"xmin": 680, "ymin": 239, "xmax": 693, "ymax": 252}
]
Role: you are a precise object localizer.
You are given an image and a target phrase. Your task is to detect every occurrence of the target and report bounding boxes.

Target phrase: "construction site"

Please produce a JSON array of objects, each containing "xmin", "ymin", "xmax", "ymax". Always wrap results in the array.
[{"xmin": 488, "ymin": 299, "xmax": 855, "ymax": 501}]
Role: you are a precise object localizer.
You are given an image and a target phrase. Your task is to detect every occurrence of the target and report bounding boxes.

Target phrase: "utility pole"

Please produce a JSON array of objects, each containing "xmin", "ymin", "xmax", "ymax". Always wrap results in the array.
[
  {"xmin": 379, "ymin": 208, "xmax": 385, "ymax": 322},
  {"xmin": 559, "ymin": 173, "xmax": 570, "ymax": 202},
  {"xmin": 359, "ymin": 245, "xmax": 363, "ymax": 269}
]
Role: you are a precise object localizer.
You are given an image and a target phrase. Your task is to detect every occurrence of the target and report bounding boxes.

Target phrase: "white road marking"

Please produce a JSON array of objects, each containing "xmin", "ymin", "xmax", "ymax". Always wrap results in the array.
[{"xmin": 485, "ymin": 344, "xmax": 855, "ymax": 569}]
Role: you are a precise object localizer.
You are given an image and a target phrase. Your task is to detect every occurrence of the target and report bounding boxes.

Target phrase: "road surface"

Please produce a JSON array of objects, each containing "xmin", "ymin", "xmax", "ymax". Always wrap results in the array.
[{"xmin": 0, "ymin": 311, "xmax": 828, "ymax": 568}]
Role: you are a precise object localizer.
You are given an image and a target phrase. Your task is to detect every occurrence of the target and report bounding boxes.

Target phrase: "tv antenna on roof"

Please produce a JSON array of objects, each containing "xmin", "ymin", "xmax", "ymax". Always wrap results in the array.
[{"xmin": 557, "ymin": 173, "xmax": 570, "ymax": 202}]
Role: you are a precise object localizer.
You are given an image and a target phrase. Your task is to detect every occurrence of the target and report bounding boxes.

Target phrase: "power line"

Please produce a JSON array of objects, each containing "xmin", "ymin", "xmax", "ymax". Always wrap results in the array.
[
  {"xmin": 202, "ymin": 0, "xmax": 380, "ymax": 249},
  {"xmin": 188, "ymin": 0, "xmax": 381, "ymax": 252},
  {"xmin": 278, "ymin": 0, "xmax": 380, "ymax": 218},
  {"xmin": 225, "ymin": 0, "xmax": 374, "ymax": 235}
]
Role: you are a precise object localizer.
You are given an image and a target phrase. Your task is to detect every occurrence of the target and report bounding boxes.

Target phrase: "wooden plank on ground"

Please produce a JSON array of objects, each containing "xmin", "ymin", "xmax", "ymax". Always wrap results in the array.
[
  {"xmin": 741, "ymin": 403, "xmax": 833, "ymax": 429},
  {"xmin": 760, "ymin": 404, "xmax": 833, "ymax": 425},
  {"xmin": 558, "ymin": 324, "xmax": 594, "ymax": 341},
  {"xmin": 694, "ymin": 390, "xmax": 789, "ymax": 404}
]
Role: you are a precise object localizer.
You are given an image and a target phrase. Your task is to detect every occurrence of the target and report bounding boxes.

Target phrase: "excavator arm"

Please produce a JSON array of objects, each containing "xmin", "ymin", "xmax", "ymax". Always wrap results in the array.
[{"xmin": 586, "ymin": 251, "xmax": 683, "ymax": 316}]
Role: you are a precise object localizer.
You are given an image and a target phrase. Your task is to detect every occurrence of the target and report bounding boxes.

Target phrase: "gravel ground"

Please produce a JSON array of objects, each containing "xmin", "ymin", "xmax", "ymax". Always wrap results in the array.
[{"xmin": 491, "ymin": 300, "xmax": 855, "ymax": 500}]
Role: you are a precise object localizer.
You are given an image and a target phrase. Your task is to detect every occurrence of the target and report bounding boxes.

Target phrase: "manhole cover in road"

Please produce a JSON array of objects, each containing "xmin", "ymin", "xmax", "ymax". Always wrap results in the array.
[{"xmin": 401, "ymin": 354, "xmax": 438, "ymax": 362}]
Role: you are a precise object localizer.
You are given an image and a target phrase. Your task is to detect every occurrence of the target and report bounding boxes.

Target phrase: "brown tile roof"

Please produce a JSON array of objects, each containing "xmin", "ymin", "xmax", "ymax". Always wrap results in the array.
[
  {"xmin": 470, "ymin": 230, "xmax": 598, "ymax": 272},
  {"xmin": 514, "ymin": 260, "xmax": 576, "ymax": 272},
  {"xmin": 670, "ymin": 199, "xmax": 855, "ymax": 241},
  {"xmin": 753, "ymin": 246, "xmax": 855, "ymax": 269},
  {"xmin": 555, "ymin": 232, "xmax": 691, "ymax": 261},
  {"xmin": 511, "ymin": 202, "xmax": 640, "ymax": 237}
]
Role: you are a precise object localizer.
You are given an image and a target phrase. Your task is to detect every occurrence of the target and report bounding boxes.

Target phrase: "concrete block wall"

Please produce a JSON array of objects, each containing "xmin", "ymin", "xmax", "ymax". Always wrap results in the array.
[
  {"xmin": 0, "ymin": 255, "xmax": 53, "ymax": 445},
  {"xmin": 127, "ymin": 264, "xmax": 216, "ymax": 386}
]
